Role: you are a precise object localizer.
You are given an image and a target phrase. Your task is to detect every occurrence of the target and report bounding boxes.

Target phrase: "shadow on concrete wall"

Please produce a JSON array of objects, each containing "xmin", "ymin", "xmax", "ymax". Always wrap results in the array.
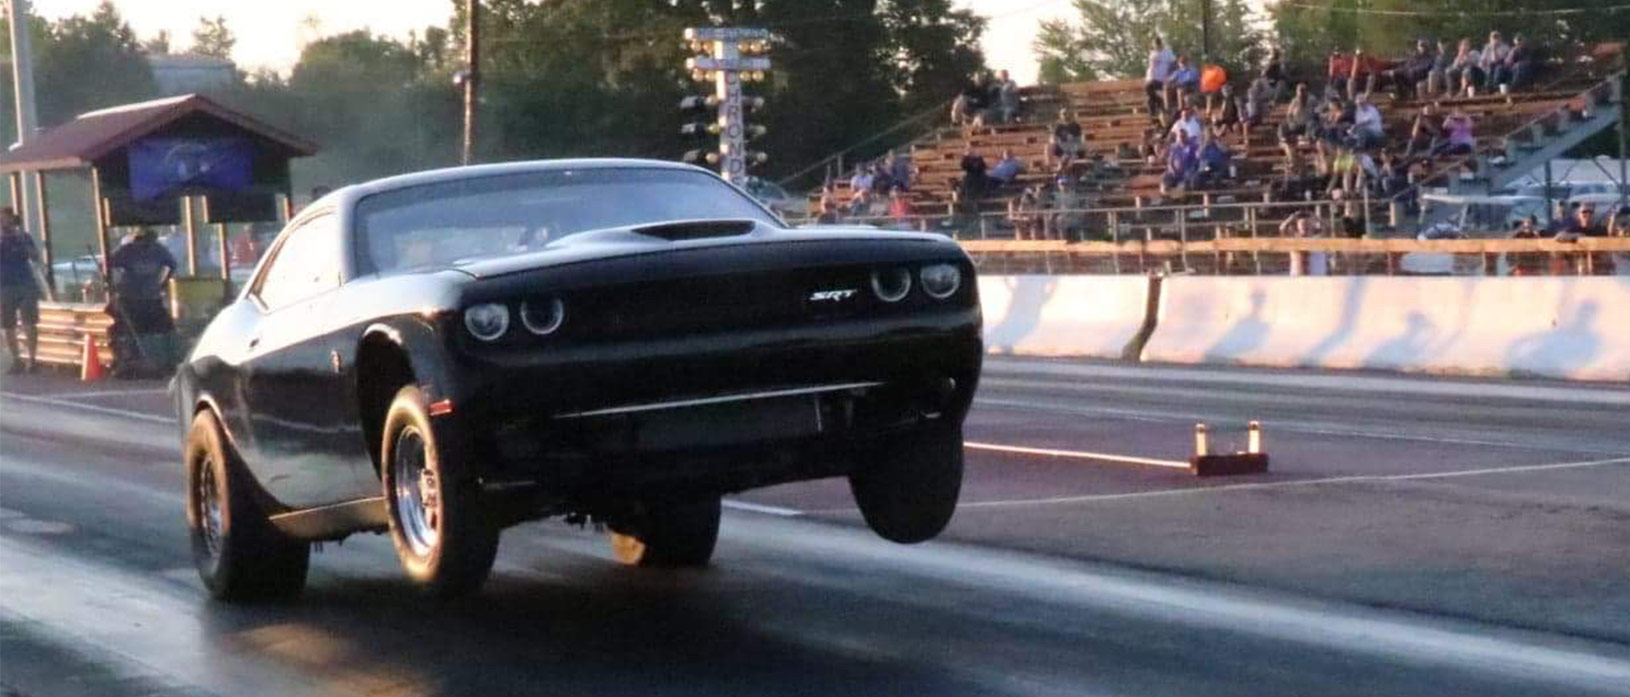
[
  {"xmin": 1202, "ymin": 289, "xmax": 1269, "ymax": 362},
  {"xmin": 1506, "ymin": 301, "xmax": 1601, "ymax": 377},
  {"xmin": 985, "ymin": 276, "xmax": 1058, "ymax": 354}
]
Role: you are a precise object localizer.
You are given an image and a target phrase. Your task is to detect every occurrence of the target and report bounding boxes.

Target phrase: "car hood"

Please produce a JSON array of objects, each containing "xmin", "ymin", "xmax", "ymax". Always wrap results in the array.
[{"xmin": 448, "ymin": 220, "xmax": 950, "ymax": 279}]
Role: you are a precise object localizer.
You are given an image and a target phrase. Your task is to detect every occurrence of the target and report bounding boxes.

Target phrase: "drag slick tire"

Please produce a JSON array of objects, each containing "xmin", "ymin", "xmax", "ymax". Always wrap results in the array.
[
  {"xmin": 382, "ymin": 385, "xmax": 500, "ymax": 598},
  {"xmin": 185, "ymin": 409, "xmax": 310, "ymax": 602},
  {"xmin": 609, "ymin": 497, "xmax": 722, "ymax": 568},
  {"xmin": 849, "ymin": 424, "xmax": 964, "ymax": 544}
]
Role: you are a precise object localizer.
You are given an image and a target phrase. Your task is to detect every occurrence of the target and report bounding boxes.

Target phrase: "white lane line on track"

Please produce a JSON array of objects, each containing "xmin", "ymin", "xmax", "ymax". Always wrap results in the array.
[
  {"xmin": 53, "ymin": 388, "xmax": 170, "ymax": 400},
  {"xmin": 0, "ymin": 391, "xmax": 172, "ymax": 425},
  {"xmin": 973, "ymin": 396, "xmax": 1630, "ymax": 455},
  {"xmin": 966, "ymin": 441, "xmax": 1189, "ymax": 469},
  {"xmin": 948, "ymin": 455, "xmax": 1630, "ymax": 510},
  {"xmin": 722, "ymin": 500, "xmax": 804, "ymax": 517}
]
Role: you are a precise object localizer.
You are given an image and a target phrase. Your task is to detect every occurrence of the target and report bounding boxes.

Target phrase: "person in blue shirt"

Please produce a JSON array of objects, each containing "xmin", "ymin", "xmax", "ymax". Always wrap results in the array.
[
  {"xmin": 1198, "ymin": 132, "xmax": 1233, "ymax": 187},
  {"xmin": 0, "ymin": 207, "xmax": 42, "ymax": 373},
  {"xmin": 1161, "ymin": 130, "xmax": 1200, "ymax": 191}
]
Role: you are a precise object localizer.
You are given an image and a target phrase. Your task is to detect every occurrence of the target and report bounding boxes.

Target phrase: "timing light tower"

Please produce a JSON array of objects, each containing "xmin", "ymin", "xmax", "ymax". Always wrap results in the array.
[{"xmin": 680, "ymin": 27, "xmax": 772, "ymax": 184}]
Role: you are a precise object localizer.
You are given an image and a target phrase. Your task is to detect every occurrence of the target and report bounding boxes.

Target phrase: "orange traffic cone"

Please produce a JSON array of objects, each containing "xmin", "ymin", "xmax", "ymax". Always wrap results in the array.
[{"xmin": 80, "ymin": 334, "xmax": 106, "ymax": 382}]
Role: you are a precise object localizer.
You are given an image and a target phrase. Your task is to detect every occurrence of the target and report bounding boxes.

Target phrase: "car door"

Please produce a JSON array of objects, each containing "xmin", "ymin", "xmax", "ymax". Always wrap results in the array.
[{"xmin": 239, "ymin": 213, "xmax": 372, "ymax": 508}]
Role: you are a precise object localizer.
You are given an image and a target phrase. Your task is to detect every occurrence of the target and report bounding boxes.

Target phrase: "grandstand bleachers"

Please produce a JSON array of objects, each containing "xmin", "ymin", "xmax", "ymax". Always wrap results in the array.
[{"xmin": 814, "ymin": 43, "xmax": 1624, "ymax": 243}]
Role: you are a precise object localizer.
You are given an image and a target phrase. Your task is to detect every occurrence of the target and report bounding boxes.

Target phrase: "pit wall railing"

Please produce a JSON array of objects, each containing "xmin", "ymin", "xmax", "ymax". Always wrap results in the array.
[{"xmin": 794, "ymin": 199, "xmax": 1630, "ymax": 276}]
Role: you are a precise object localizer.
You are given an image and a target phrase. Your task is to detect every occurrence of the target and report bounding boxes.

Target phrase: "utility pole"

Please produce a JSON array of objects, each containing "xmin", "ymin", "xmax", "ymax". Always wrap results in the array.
[
  {"xmin": 679, "ymin": 27, "xmax": 772, "ymax": 184},
  {"xmin": 1199, "ymin": 0, "xmax": 1213, "ymax": 61},
  {"xmin": 460, "ymin": 0, "xmax": 480, "ymax": 166},
  {"xmin": 7, "ymin": 0, "xmax": 41, "ymax": 225}
]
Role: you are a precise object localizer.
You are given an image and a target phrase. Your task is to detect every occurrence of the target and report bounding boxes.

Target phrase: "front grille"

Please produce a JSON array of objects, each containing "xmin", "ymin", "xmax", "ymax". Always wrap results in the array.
[{"xmin": 553, "ymin": 265, "xmax": 881, "ymax": 341}]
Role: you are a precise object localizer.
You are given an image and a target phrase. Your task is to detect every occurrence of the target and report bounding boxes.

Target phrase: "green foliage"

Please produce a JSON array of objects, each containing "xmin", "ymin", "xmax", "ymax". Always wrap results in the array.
[
  {"xmin": 1267, "ymin": 0, "xmax": 1630, "ymax": 77},
  {"xmin": 189, "ymin": 16, "xmax": 236, "ymax": 59},
  {"xmin": 26, "ymin": 1, "xmax": 157, "ymax": 127},
  {"xmin": 1034, "ymin": 0, "xmax": 1264, "ymax": 82}
]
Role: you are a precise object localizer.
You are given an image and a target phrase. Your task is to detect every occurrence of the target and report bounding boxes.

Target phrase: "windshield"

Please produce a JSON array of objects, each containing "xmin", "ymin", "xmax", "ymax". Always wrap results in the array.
[{"xmin": 354, "ymin": 167, "xmax": 780, "ymax": 273}]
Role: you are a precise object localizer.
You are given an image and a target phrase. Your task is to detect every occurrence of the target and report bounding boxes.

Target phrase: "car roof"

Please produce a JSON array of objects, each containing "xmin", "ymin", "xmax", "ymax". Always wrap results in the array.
[{"xmin": 312, "ymin": 158, "xmax": 713, "ymax": 211}]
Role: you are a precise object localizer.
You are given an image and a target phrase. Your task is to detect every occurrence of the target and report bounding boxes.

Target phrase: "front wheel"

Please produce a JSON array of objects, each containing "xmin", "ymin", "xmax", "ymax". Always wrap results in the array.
[
  {"xmin": 185, "ymin": 410, "xmax": 309, "ymax": 602},
  {"xmin": 849, "ymin": 424, "xmax": 964, "ymax": 544},
  {"xmin": 381, "ymin": 386, "xmax": 499, "ymax": 598},
  {"xmin": 609, "ymin": 497, "xmax": 722, "ymax": 568}
]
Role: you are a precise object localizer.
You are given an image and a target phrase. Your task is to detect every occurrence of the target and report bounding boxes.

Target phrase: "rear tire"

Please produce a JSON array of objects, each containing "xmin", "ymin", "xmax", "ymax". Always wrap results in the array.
[
  {"xmin": 382, "ymin": 386, "xmax": 499, "ymax": 598},
  {"xmin": 609, "ymin": 497, "xmax": 722, "ymax": 568},
  {"xmin": 185, "ymin": 410, "xmax": 310, "ymax": 602},
  {"xmin": 849, "ymin": 424, "xmax": 964, "ymax": 544}
]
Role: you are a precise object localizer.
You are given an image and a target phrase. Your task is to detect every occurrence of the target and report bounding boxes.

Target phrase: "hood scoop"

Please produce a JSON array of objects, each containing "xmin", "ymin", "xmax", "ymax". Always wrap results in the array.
[{"xmin": 631, "ymin": 219, "xmax": 757, "ymax": 242}]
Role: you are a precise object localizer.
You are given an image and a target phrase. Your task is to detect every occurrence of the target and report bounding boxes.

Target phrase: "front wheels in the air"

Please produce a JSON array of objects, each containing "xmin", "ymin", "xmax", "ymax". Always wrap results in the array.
[
  {"xmin": 382, "ymin": 385, "xmax": 500, "ymax": 598},
  {"xmin": 849, "ymin": 424, "xmax": 964, "ymax": 544},
  {"xmin": 185, "ymin": 409, "xmax": 310, "ymax": 602},
  {"xmin": 609, "ymin": 497, "xmax": 722, "ymax": 568}
]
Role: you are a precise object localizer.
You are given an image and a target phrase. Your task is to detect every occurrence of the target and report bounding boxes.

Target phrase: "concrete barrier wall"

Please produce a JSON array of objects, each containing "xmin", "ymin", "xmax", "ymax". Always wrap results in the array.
[
  {"xmin": 979, "ymin": 275, "xmax": 1152, "ymax": 359},
  {"xmin": 1141, "ymin": 276, "xmax": 1630, "ymax": 381}
]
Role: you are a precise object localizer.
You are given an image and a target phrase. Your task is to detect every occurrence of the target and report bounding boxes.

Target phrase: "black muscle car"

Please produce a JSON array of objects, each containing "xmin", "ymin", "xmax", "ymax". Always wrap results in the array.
[{"xmin": 174, "ymin": 159, "xmax": 982, "ymax": 600}]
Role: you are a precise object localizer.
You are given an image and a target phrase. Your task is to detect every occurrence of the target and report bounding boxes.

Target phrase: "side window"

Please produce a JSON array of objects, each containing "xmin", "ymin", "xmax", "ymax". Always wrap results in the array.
[{"xmin": 255, "ymin": 214, "xmax": 340, "ymax": 311}]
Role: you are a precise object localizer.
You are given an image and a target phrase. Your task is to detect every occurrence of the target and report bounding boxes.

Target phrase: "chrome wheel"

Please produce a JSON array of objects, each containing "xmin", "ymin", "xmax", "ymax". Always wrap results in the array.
[
  {"xmin": 391, "ymin": 427, "xmax": 440, "ymax": 557},
  {"xmin": 196, "ymin": 454, "xmax": 223, "ymax": 558}
]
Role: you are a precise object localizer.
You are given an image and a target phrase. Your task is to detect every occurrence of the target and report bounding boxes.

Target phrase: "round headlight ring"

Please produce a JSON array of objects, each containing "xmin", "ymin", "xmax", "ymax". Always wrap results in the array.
[
  {"xmin": 520, "ymin": 298, "xmax": 566, "ymax": 336},
  {"xmin": 920, "ymin": 263, "xmax": 962, "ymax": 300},
  {"xmin": 464, "ymin": 303, "xmax": 511, "ymax": 342},
  {"xmin": 871, "ymin": 267, "xmax": 912, "ymax": 303}
]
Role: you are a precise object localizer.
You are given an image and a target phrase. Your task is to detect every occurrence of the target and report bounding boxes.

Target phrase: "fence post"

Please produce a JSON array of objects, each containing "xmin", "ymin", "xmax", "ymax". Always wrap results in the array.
[
  {"xmin": 1177, "ymin": 208, "xmax": 1188, "ymax": 271},
  {"xmin": 1110, "ymin": 210, "xmax": 1122, "ymax": 275}
]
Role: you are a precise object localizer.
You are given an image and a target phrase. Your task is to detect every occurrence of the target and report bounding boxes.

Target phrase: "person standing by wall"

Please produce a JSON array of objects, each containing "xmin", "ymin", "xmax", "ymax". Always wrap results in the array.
[{"xmin": 0, "ymin": 207, "xmax": 43, "ymax": 374}]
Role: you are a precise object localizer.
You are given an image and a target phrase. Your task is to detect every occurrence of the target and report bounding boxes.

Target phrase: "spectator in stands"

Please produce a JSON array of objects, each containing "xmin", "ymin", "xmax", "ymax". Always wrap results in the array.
[
  {"xmin": 1348, "ymin": 93, "xmax": 1385, "ymax": 150},
  {"xmin": 1325, "ymin": 145, "xmax": 1367, "ymax": 199},
  {"xmin": 1161, "ymin": 130, "xmax": 1200, "ymax": 192},
  {"xmin": 951, "ymin": 73, "xmax": 992, "ymax": 127},
  {"xmin": 1051, "ymin": 177, "xmax": 1084, "ymax": 240},
  {"xmin": 869, "ymin": 161, "xmax": 895, "ymax": 196},
  {"xmin": 1279, "ymin": 83, "xmax": 1316, "ymax": 158},
  {"xmin": 990, "ymin": 149, "xmax": 1024, "ymax": 186},
  {"xmin": 1376, "ymin": 149, "xmax": 1410, "ymax": 199},
  {"xmin": 1170, "ymin": 56, "xmax": 1201, "ymax": 109},
  {"xmin": 1547, "ymin": 201, "xmax": 1581, "ymax": 234},
  {"xmin": 1438, "ymin": 108, "xmax": 1476, "ymax": 155},
  {"xmin": 1562, "ymin": 204, "xmax": 1606, "ymax": 237},
  {"xmin": 1049, "ymin": 108, "xmax": 1085, "ymax": 175},
  {"xmin": 1318, "ymin": 92, "xmax": 1354, "ymax": 146},
  {"xmin": 0, "ymin": 207, "xmax": 41, "ymax": 374},
  {"xmin": 1197, "ymin": 131, "xmax": 1233, "ymax": 187},
  {"xmin": 887, "ymin": 185, "xmax": 914, "ymax": 226},
  {"xmin": 1011, "ymin": 185, "xmax": 1045, "ymax": 240},
  {"xmin": 1479, "ymin": 31, "xmax": 1511, "ymax": 93},
  {"xmin": 846, "ymin": 185, "xmax": 875, "ymax": 217},
  {"xmin": 1493, "ymin": 34, "xmax": 1536, "ymax": 92},
  {"xmin": 1403, "ymin": 104, "xmax": 1441, "ymax": 160},
  {"xmin": 1611, "ymin": 207, "xmax": 1630, "ymax": 237},
  {"xmin": 848, "ymin": 164, "xmax": 874, "ymax": 198},
  {"xmin": 995, "ymin": 70, "xmax": 1021, "ymax": 123},
  {"xmin": 1169, "ymin": 106, "xmax": 1203, "ymax": 143},
  {"xmin": 1245, "ymin": 78, "xmax": 1273, "ymax": 129},
  {"xmin": 1145, "ymin": 37, "xmax": 1177, "ymax": 120},
  {"xmin": 959, "ymin": 146, "xmax": 990, "ymax": 205},
  {"xmin": 886, "ymin": 151, "xmax": 912, "ymax": 191},
  {"xmin": 1260, "ymin": 47, "xmax": 1288, "ymax": 100},
  {"xmin": 1386, "ymin": 39, "xmax": 1438, "ymax": 100},
  {"xmin": 814, "ymin": 192, "xmax": 842, "ymax": 224},
  {"xmin": 1425, "ymin": 38, "xmax": 1455, "ymax": 97},
  {"xmin": 1445, "ymin": 39, "xmax": 1482, "ymax": 97},
  {"xmin": 1210, "ymin": 83, "xmax": 1245, "ymax": 139}
]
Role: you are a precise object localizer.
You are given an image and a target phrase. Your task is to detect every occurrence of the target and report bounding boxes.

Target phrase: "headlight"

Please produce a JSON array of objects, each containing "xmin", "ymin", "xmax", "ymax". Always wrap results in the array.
[
  {"xmin": 520, "ymin": 298, "xmax": 566, "ymax": 336},
  {"xmin": 871, "ymin": 267, "xmax": 912, "ymax": 303},
  {"xmin": 919, "ymin": 263, "xmax": 962, "ymax": 299},
  {"xmin": 464, "ymin": 303, "xmax": 510, "ymax": 341}
]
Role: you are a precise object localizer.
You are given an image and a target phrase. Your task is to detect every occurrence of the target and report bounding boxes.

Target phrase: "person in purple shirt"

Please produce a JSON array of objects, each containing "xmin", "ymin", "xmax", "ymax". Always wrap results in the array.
[{"xmin": 1161, "ymin": 130, "xmax": 1200, "ymax": 191}]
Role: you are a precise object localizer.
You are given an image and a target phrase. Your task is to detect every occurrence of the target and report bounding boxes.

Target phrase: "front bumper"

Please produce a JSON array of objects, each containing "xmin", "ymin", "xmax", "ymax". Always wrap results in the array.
[{"xmin": 439, "ymin": 309, "xmax": 982, "ymax": 498}]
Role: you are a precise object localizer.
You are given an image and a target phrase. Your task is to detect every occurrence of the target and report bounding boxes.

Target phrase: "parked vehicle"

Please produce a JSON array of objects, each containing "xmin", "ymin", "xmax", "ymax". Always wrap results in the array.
[{"xmin": 172, "ymin": 159, "xmax": 983, "ymax": 600}]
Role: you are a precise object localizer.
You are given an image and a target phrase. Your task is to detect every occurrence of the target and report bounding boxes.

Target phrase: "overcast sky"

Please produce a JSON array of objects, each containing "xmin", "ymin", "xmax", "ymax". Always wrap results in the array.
[{"xmin": 32, "ymin": 0, "xmax": 1077, "ymax": 84}]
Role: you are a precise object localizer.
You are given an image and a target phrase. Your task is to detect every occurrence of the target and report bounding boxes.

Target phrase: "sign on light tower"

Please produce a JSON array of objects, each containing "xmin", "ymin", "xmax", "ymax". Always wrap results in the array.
[{"xmin": 680, "ymin": 27, "xmax": 771, "ymax": 184}]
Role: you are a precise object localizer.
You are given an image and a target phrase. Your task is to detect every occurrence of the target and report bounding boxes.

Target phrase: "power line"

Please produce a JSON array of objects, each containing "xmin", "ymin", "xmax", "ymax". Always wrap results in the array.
[{"xmin": 1276, "ymin": 2, "xmax": 1630, "ymax": 18}]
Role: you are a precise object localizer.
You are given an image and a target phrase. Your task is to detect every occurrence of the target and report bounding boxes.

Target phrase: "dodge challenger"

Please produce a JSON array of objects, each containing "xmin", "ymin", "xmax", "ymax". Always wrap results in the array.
[{"xmin": 174, "ymin": 159, "xmax": 982, "ymax": 600}]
